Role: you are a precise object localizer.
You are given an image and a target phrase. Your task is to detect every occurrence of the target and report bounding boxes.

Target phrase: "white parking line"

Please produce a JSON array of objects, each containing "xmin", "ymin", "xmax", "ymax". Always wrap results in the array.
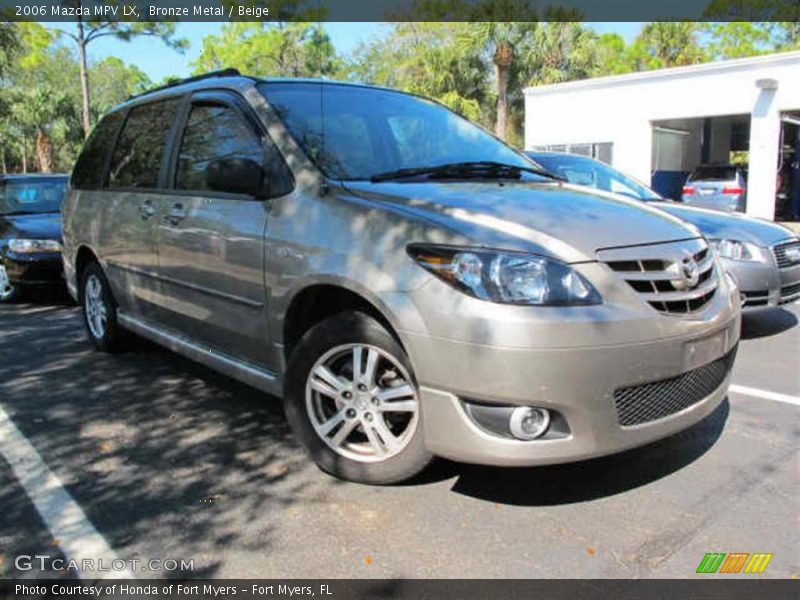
[
  {"xmin": 729, "ymin": 384, "xmax": 800, "ymax": 407},
  {"xmin": 0, "ymin": 406, "xmax": 134, "ymax": 579}
]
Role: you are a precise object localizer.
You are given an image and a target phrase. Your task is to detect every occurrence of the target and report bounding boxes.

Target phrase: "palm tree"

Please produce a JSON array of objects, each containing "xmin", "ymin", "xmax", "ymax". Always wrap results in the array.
[
  {"xmin": 459, "ymin": 21, "xmax": 536, "ymax": 140},
  {"xmin": 628, "ymin": 23, "xmax": 707, "ymax": 70},
  {"xmin": 524, "ymin": 22, "xmax": 598, "ymax": 85}
]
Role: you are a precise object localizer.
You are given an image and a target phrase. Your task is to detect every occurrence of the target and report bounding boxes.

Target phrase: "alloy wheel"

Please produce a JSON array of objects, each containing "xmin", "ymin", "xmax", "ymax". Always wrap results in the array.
[
  {"xmin": 305, "ymin": 343, "xmax": 419, "ymax": 463},
  {"xmin": 84, "ymin": 274, "xmax": 108, "ymax": 339}
]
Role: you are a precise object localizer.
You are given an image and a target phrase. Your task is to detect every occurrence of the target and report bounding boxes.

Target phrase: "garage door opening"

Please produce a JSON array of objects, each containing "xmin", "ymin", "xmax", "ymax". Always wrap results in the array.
[
  {"xmin": 651, "ymin": 115, "xmax": 750, "ymax": 202},
  {"xmin": 778, "ymin": 112, "xmax": 800, "ymax": 221}
]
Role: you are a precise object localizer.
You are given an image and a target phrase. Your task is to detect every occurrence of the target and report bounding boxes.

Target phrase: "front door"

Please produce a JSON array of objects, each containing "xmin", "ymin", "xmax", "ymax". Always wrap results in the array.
[{"xmin": 153, "ymin": 95, "xmax": 271, "ymax": 366}]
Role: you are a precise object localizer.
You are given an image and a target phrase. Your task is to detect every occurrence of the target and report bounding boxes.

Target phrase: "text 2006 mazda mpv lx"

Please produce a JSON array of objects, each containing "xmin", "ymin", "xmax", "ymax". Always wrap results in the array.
[{"xmin": 62, "ymin": 71, "xmax": 741, "ymax": 484}]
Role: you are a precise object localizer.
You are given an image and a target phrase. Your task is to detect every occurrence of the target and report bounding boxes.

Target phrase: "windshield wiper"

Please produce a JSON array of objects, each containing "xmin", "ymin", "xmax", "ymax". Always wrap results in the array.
[{"xmin": 370, "ymin": 161, "xmax": 566, "ymax": 183}]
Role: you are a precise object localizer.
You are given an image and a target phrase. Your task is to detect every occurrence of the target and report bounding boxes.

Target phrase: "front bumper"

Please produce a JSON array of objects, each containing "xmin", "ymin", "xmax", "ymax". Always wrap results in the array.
[
  {"xmin": 727, "ymin": 258, "xmax": 800, "ymax": 310},
  {"xmin": 2, "ymin": 252, "xmax": 64, "ymax": 285},
  {"xmin": 414, "ymin": 323, "xmax": 738, "ymax": 466},
  {"xmin": 389, "ymin": 261, "xmax": 741, "ymax": 467}
]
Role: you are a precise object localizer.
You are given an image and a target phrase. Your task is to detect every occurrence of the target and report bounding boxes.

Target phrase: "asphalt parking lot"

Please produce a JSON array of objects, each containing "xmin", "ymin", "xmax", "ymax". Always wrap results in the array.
[{"xmin": 0, "ymin": 293, "xmax": 798, "ymax": 580}]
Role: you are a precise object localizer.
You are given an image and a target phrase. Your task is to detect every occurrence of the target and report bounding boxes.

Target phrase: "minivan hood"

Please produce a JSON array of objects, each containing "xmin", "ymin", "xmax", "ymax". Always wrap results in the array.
[
  {"xmin": 652, "ymin": 201, "xmax": 796, "ymax": 247},
  {"xmin": 0, "ymin": 212, "xmax": 62, "ymax": 241},
  {"xmin": 344, "ymin": 180, "xmax": 698, "ymax": 261}
]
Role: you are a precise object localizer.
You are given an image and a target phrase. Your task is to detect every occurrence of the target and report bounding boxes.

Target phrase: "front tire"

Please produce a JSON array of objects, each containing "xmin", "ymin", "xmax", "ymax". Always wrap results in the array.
[
  {"xmin": 81, "ymin": 262, "xmax": 126, "ymax": 353},
  {"xmin": 284, "ymin": 311, "xmax": 432, "ymax": 484}
]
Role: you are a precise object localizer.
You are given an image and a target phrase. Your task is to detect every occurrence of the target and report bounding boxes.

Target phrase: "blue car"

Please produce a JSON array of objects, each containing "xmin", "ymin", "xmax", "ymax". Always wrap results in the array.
[{"xmin": 526, "ymin": 152, "xmax": 800, "ymax": 311}]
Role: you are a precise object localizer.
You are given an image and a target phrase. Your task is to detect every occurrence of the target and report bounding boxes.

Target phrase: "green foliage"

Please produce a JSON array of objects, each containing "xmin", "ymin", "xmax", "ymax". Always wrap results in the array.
[
  {"xmin": 523, "ymin": 22, "xmax": 599, "ymax": 85},
  {"xmin": 192, "ymin": 23, "xmax": 338, "ymax": 78},
  {"xmin": 592, "ymin": 33, "xmax": 632, "ymax": 75},
  {"xmin": 347, "ymin": 23, "xmax": 488, "ymax": 124},
  {"xmin": 702, "ymin": 1, "xmax": 799, "ymax": 51},
  {"xmin": 0, "ymin": 22, "xmax": 155, "ymax": 173},
  {"xmin": 703, "ymin": 22, "xmax": 773, "ymax": 59},
  {"xmin": 0, "ymin": 23, "xmax": 20, "ymax": 78},
  {"xmin": 626, "ymin": 23, "xmax": 708, "ymax": 70},
  {"xmin": 89, "ymin": 57, "xmax": 151, "ymax": 117}
]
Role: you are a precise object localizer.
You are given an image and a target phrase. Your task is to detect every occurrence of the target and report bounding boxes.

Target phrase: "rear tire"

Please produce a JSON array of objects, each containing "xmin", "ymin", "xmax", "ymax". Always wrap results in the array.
[
  {"xmin": 80, "ymin": 262, "xmax": 127, "ymax": 353},
  {"xmin": 284, "ymin": 311, "xmax": 432, "ymax": 484}
]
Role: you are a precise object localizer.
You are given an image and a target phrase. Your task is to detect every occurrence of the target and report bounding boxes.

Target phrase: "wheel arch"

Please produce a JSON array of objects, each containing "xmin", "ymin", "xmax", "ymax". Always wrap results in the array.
[
  {"xmin": 74, "ymin": 245, "xmax": 100, "ymax": 298},
  {"xmin": 280, "ymin": 280, "xmax": 409, "ymax": 364}
]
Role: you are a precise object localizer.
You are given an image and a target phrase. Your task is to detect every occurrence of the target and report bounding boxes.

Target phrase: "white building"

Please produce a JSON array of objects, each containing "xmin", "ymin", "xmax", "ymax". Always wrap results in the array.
[{"xmin": 524, "ymin": 51, "xmax": 800, "ymax": 221}]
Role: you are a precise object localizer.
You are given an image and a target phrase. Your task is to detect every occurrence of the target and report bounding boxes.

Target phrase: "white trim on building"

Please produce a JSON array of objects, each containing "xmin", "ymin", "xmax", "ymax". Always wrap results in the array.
[{"xmin": 524, "ymin": 51, "xmax": 800, "ymax": 220}]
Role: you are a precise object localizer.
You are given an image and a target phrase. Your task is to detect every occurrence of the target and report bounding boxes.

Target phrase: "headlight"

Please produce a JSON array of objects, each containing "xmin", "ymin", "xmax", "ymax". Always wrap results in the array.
[
  {"xmin": 708, "ymin": 239, "xmax": 765, "ymax": 262},
  {"xmin": 408, "ymin": 245, "xmax": 601, "ymax": 306},
  {"xmin": 7, "ymin": 239, "xmax": 63, "ymax": 254}
]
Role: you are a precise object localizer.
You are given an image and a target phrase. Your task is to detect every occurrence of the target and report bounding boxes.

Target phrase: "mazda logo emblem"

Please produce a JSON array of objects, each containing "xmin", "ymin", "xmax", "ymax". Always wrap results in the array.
[
  {"xmin": 670, "ymin": 251, "xmax": 701, "ymax": 291},
  {"xmin": 681, "ymin": 257, "xmax": 700, "ymax": 288}
]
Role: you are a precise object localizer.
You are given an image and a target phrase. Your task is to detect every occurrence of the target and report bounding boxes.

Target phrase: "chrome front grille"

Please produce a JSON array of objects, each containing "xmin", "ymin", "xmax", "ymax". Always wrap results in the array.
[
  {"xmin": 742, "ymin": 290, "xmax": 769, "ymax": 308},
  {"xmin": 780, "ymin": 282, "xmax": 800, "ymax": 304},
  {"xmin": 773, "ymin": 239, "xmax": 800, "ymax": 269},
  {"xmin": 601, "ymin": 240, "xmax": 718, "ymax": 315},
  {"xmin": 614, "ymin": 345, "xmax": 737, "ymax": 427}
]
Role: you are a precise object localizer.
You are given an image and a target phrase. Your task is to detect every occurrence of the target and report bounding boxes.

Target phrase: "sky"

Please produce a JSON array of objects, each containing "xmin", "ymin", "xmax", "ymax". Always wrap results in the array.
[{"xmin": 78, "ymin": 22, "xmax": 643, "ymax": 83}]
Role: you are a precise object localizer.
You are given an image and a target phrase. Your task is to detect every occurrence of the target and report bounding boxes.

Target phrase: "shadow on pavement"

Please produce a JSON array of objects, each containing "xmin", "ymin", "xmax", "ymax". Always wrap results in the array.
[
  {"xmin": 741, "ymin": 307, "xmax": 798, "ymax": 340},
  {"xmin": 0, "ymin": 302, "xmax": 316, "ymax": 579}
]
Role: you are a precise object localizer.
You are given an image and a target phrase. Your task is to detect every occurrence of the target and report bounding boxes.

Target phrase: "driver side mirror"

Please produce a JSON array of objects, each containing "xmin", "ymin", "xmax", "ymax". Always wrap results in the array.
[{"xmin": 206, "ymin": 158, "xmax": 266, "ymax": 197}]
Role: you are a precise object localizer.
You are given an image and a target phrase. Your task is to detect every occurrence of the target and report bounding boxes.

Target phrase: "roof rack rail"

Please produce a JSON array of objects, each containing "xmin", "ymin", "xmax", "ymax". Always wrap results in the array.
[{"xmin": 127, "ymin": 68, "xmax": 245, "ymax": 101}]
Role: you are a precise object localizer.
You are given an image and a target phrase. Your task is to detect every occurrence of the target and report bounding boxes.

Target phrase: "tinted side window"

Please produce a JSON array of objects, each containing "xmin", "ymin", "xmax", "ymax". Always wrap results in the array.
[
  {"xmin": 109, "ymin": 99, "xmax": 178, "ymax": 189},
  {"xmin": 72, "ymin": 112, "xmax": 124, "ymax": 189},
  {"xmin": 176, "ymin": 104, "xmax": 263, "ymax": 192}
]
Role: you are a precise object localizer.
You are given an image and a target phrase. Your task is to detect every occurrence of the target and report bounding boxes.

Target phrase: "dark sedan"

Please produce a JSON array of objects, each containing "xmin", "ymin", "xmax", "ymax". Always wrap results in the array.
[{"xmin": 0, "ymin": 174, "xmax": 68, "ymax": 302}]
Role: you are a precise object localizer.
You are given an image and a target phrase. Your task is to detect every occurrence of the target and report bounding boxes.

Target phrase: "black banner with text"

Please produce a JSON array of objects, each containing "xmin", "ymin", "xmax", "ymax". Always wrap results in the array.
[
  {"xmin": 1, "ymin": 579, "xmax": 798, "ymax": 600},
  {"xmin": 2, "ymin": 0, "xmax": 799, "ymax": 22}
]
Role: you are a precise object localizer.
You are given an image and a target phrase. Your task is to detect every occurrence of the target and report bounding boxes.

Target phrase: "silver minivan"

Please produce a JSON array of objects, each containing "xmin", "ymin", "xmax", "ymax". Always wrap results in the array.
[{"xmin": 62, "ymin": 71, "xmax": 742, "ymax": 484}]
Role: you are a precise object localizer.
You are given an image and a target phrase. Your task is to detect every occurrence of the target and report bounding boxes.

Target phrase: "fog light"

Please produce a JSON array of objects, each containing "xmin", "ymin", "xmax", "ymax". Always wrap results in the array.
[{"xmin": 509, "ymin": 406, "xmax": 550, "ymax": 440}]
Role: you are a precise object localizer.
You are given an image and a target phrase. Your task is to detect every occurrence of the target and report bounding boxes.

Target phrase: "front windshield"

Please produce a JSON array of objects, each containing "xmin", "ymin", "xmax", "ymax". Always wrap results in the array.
[
  {"xmin": 0, "ymin": 177, "xmax": 68, "ymax": 215},
  {"xmin": 530, "ymin": 154, "xmax": 660, "ymax": 201},
  {"xmin": 259, "ymin": 82, "xmax": 534, "ymax": 181}
]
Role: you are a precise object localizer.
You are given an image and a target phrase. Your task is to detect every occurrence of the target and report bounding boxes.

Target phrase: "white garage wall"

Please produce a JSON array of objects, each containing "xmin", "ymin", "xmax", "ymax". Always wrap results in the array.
[{"xmin": 524, "ymin": 51, "xmax": 800, "ymax": 220}]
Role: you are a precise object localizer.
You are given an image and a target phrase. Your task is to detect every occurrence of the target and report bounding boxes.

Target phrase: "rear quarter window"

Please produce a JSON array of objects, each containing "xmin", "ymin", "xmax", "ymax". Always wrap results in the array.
[{"xmin": 71, "ymin": 112, "xmax": 124, "ymax": 190}]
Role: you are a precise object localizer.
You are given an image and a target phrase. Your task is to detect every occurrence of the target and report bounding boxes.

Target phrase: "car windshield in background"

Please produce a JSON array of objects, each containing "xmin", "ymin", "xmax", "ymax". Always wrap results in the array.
[
  {"xmin": 258, "ymin": 83, "xmax": 535, "ymax": 181},
  {"xmin": 0, "ymin": 178, "xmax": 67, "ymax": 215},
  {"xmin": 688, "ymin": 166, "xmax": 739, "ymax": 181},
  {"xmin": 531, "ymin": 154, "xmax": 660, "ymax": 201}
]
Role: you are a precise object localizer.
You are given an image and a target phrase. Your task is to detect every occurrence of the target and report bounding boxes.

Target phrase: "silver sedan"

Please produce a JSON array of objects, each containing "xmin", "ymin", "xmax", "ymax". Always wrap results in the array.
[{"xmin": 526, "ymin": 152, "xmax": 800, "ymax": 311}]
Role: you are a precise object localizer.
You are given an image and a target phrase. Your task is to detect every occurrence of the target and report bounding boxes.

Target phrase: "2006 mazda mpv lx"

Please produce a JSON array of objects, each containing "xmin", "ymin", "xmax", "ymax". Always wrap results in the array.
[{"xmin": 63, "ymin": 70, "xmax": 741, "ymax": 484}]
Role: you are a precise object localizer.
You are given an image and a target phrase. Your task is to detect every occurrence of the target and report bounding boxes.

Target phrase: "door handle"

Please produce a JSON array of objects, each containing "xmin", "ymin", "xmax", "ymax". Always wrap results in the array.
[
  {"xmin": 164, "ymin": 203, "xmax": 187, "ymax": 225},
  {"xmin": 139, "ymin": 200, "xmax": 155, "ymax": 220}
]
